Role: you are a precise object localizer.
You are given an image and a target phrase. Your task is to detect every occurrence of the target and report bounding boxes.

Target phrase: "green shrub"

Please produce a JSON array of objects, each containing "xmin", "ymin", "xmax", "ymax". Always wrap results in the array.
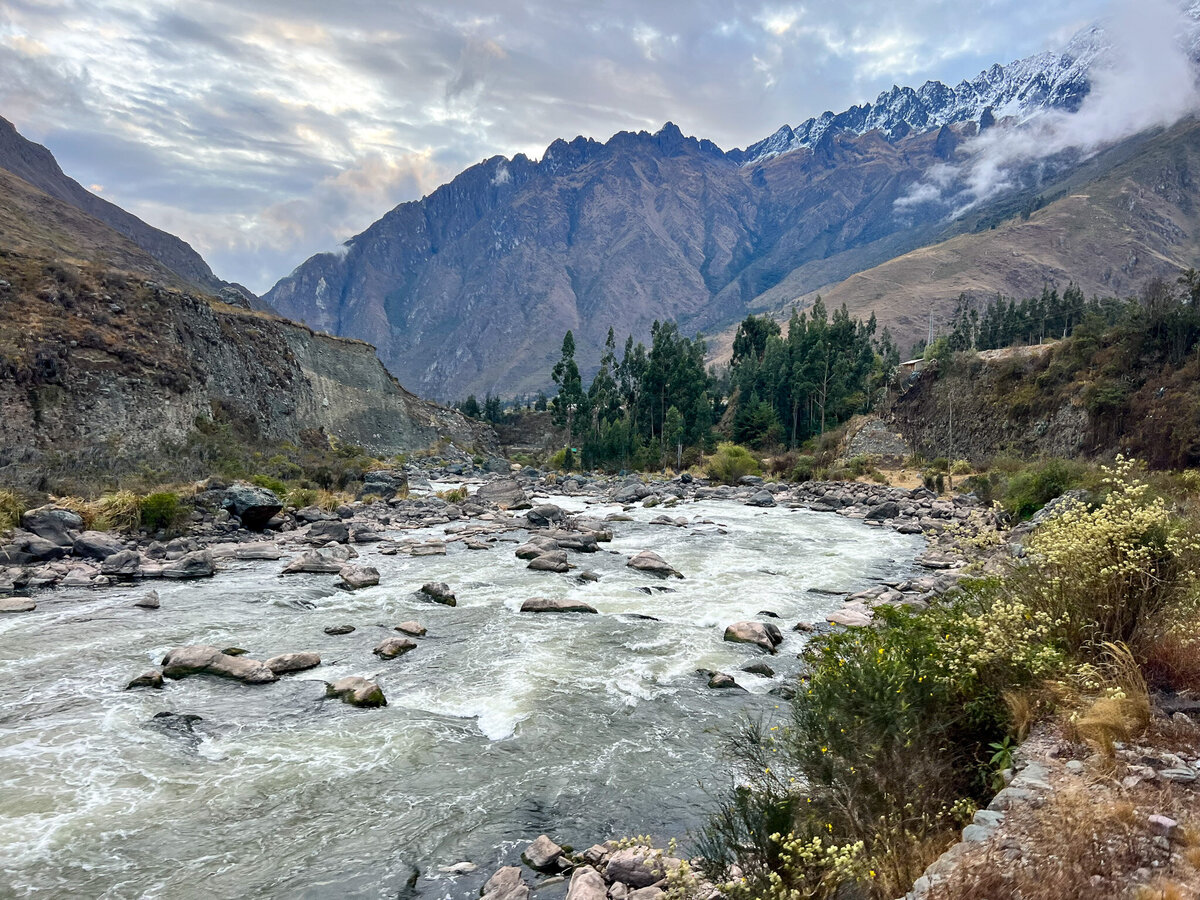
[
  {"xmin": 950, "ymin": 459, "xmax": 972, "ymax": 475},
  {"xmin": 790, "ymin": 455, "xmax": 817, "ymax": 483},
  {"xmin": 0, "ymin": 489, "xmax": 24, "ymax": 533},
  {"xmin": 285, "ymin": 487, "xmax": 318, "ymax": 508},
  {"xmin": 250, "ymin": 474, "xmax": 288, "ymax": 496},
  {"xmin": 706, "ymin": 443, "xmax": 762, "ymax": 485},
  {"xmin": 549, "ymin": 448, "xmax": 575, "ymax": 471},
  {"xmin": 140, "ymin": 492, "xmax": 183, "ymax": 532},
  {"xmin": 1001, "ymin": 458, "xmax": 1083, "ymax": 519},
  {"xmin": 438, "ymin": 487, "xmax": 468, "ymax": 504}
]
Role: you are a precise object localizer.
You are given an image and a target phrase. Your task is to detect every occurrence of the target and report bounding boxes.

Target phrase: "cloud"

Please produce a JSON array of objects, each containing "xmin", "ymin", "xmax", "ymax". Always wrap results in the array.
[
  {"xmin": 896, "ymin": 0, "xmax": 1200, "ymax": 218},
  {"xmin": 0, "ymin": 0, "xmax": 1116, "ymax": 292}
]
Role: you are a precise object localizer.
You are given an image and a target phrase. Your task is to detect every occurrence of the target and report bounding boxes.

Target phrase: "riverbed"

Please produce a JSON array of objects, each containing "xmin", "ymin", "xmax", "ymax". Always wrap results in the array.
[{"xmin": 0, "ymin": 493, "xmax": 922, "ymax": 899}]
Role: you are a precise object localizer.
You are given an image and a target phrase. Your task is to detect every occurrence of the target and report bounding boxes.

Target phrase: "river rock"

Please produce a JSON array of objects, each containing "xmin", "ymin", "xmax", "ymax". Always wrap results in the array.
[
  {"xmin": 324, "ymin": 623, "xmax": 356, "ymax": 635},
  {"xmin": 515, "ymin": 537, "xmax": 559, "ymax": 559},
  {"xmin": 234, "ymin": 542, "xmax": 284, "ymax": 560},
  {"xmin": 521, "ymin": 597, "xmax": 598, "ymax": 614},
  {"xmin": 72, "ymin": 531, "xmax": 126, "ymax": 560},
  {"xmin": 528, "ymin": 550, "xmax": 569, "ymax": 573},
  {"xmin": 827, "ymin": 606, "xmax": 873, "ymax": 627},
  {"xmin": 613, "ymin": 482, "xmax": 653, "ymax": 504},
  {"xmin": 481, "ymin": 866, "xmax": 530, "ymax": 900},
  {"xmin": 0, "ymin": 598, "xmax": 35, "ymax": 613},
  {"xmin": 282, "ymin": 545, "xmax": 357, "ymax": 574},
  {"xmin": 338, "ymin": 564, "xmax": 379, "ymax": 590},
  {"xmin": 20, "ymin": 506, "xmax": 82, "ymax": 546},
  {"xmin": 222, "ymin": 483, "xmax": 282, "ymax": 530},
  {"xmin": 325, "ymin": 676, "xmax": 387, "ymax": 708},
  {"xmin": 100, "ymin": 549, "xmax": 142, "ymax": 577},
  {"xmin": 411, "ymin": 541, "xmax": 447, "ymax": 556},
  {"xmin": 373, "ymin": 637, "xmax": 417, "ymax": 659},
  {"xmin": 604, "ymin": 848, "xmax": 665, "ymax": 889},
  {"xmin": 125, "ymin": 669, "xmax": 163, "ymax": 689},
  {"xmin": 395, "ymin": 621, "xmax": 426, "ymax": 636},
  {"xmin": 742, "ymin": 661, "xmax": 775, "ymax": 677},
  {"xmin": 438, "ymin": 862, "xmax": 478, "ymax": 875},
  {"xmin": 865, "ymin": 501, "xmax": 901, "ymax": 521},
  {"xmin": 745, "ymin": 489, "xmax": 776, "ymax": 508},
  {"xmin": 265, "ymin": 652, "xmax": 321, "ymax": 674},
  {"xmin": 161, "ymin": 645, "xmax": 277, "ymax": 684},
  {"xmin": 476, "ymin": 479, "xmax": 527, "ymax": 509},
  {"xmin": 419, "ymin": 582, "xmax": 456, "ymax": 605},
  {"xmin": 306, "ymin": 520, "xmax": 350, "ymax": 545},
  {"xmin": 626, "ymin": 550, "xmax": 682, "ymax": 578},
  {"xmin": 162, "ymin": 549, "xmax": 215, "ymax": 579},
  {"xmin": 134, "ymin": 590, "xmax": 160, "ymax": 609},
  {"xmin": 361, "ymin": 469, "xmax": 408, "ymax": 500},
  {"xmin": 552, "ymin": 532, "xmax": 600, "ymax": 553},
  {"xmin": 708, "ymin": 672, "xmax": 746, "ymax": 690},
  {"xmin": 521, "ymin": 834, "xmax": 564, "ymax": 871},
  {"xmin": 527, "ymin": 505, "xmax": 565, "ymax": 527},
  {"xmin": 723, "ymin": 621, "xmax": 782, "ymax": 653},
  {"xmin": 565, "ymin": 865, "xmax": 606, "ymax": 900}
]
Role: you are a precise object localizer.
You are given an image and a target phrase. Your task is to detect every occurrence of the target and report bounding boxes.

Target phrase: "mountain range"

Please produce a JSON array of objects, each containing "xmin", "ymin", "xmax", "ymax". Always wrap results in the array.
[{"xmin": 264, "ymin": 19, "xmax": 1199, "ymax": 399}]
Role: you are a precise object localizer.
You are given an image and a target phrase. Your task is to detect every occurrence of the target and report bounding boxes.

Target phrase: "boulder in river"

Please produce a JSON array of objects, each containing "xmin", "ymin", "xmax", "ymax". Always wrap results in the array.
[
  {"xmin": 373, "ymin": 637, "xmax": 417, "ymax": 659},
  {"xmin": 72, "ymin": 530, "xmax": 126, "ymax": 560},
  {"xmin": 527, "ymin": 550, "xmax": 569, "ymax": 573},
  {"xmin": 520, "ymin": 597, "xmax": 598, "ymax": 614},
  {"xmin": 306, "ymin": 520, "xmax": 350, "ymax": 545},
  {"xmin": 395, "ymin": 621, "xmax": 426, "ymax": 636},
  {"xmin": 745, "ymin": 489, "xmax": 776, "ymax": 508},
  {"xmin": 419, "ymin": 582, "xmax": 457, "ymax": 606},
  {"xmin": 338, "ymin": 564, "xmax": 379, "ymax": 590},
  {"xmin": 411, "ymin": 541, "xmax": 447, "ymax": 556},
  {"xmin": 324, "ymin": 623, "xmax": 355, "ymax": 636},
  {"xmin": 723, "ymin": 621, "xmax": 783, "ymax": 653},
  {"xmin": 125, "ymin": 670, "xmax": 163, "ymax": 689},
  {"xmin": 100, "ymin": 549, "xmax": 142, "ymax": 577},
  {"xmin": 521, "ymin": 834, "xmax": 564, "ymax": 871},
  {"xmin": 515, "ymin": 537, "xmax": 558, "ymax": 559},
  {"xmin": 222, "ymin": 483, "xmax": 282, "ymax": 530},
  {"xmin": 161, "ymin": 549, "xmax": 216, "ymax": 579},
  {"xmin": 134, "ymin": 590, "xmax": 160, "ymax": 609},
  {"xmin": 265, "ymin": 652, "xmax": 321, "ymax": 674},
  {"xmin": 626, "ymin": 550, "xmax": 682, "ymax": 579},
  {"xmin": 325, "ymin": 676, "xmax": 387, "ymax": 708},
  {"xmin": 282, "ymin": 545, "xmax": 357, "ymax": 574},
  {"xmin": 481, "ymin": 866, "xmax": 530, "ymax": 900},
  {"xmin": 476, "ymin": 478, "xmax": 527, "ymax": 509},
  {"xmin": 161, "ymin": 645, "xmax": 278, "ymax": 684},
  {"xmin": 0, "ymin": 598, "xmax": 36, "ymax": 613},
  {"xmin": 526, "ymin": 505, "xmax": 565, "ymax": 527},
  {"xmin": 865, "ymin": 501, "xmax": 901, "ymax": 521}
]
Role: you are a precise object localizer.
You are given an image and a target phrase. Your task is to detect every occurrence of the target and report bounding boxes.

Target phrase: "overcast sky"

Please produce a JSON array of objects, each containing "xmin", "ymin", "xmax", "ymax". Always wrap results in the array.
[{"xmin": 0, "ymin": 0, "xmax": 1111, "ymax": 293}]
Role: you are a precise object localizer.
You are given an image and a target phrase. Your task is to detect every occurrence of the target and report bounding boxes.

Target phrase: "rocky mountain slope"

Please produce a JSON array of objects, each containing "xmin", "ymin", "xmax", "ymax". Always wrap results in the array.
[
  {"xmin": 0, "ymin": 115, "xmax": 260, "ymax": 306},
  {"xmin": 265, "ymin": 21, "xmax": 1177, "ymax": 399},
  {"xmin": 0, "ymin": 142, "xmax": 494, "ymax": 487}
]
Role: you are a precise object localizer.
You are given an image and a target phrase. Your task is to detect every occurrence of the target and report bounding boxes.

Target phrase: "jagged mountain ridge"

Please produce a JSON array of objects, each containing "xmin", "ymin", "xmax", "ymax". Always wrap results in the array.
[{"xmin": 265, "ymin": 19, "xmax": 1194, "ymax": 399}]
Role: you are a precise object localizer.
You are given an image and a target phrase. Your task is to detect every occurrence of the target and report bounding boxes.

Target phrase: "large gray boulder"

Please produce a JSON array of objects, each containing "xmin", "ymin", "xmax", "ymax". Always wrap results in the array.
[
  {"xmin": 325, "ymin": 676, "xmax": 387, "ymax": 708},
  {"xmin": 361, "ymin": 469, "xmax": 408, "ymax": 501},
  {"xmin": 0, "ymin": 598, "xmax": 35, "ymax": 613},
  {"xmin": 521, "ymin": 834, "xmax": 564, "ymax": 871},
  {"xmin": 161, "ymin": 645, "xmax": 277, "ymax": 684},
  {"xmin": 338, "ymin": 564, "xmax": 379, "ymax": 590},
  {"xmin": 481, "ymin": 867, "xmax": 530, "ymax": 900},
  {"xmin": 604, "ymin": 847, "xmax": 669, "ymax": 889},
  {"xmin": 526, "ymin": 504, "xmax": 565, "ymax": 527},
  {"xmin": 100, "ymin": 549, "xmax": 142, "ymax": 576},
  {"xmin": 373, "ymin": 637, "xmax": 417, "ymax": 659},
  {"xmin": 20, "ymin": 506, "xmax": 82, "ymax": 546},
  {"xmin": 222, "ymin": 483, "xmax": 283, "ymax": 530},
  {"xmin": 528, "ymin": 550, "xmax": 570, "ymax": 573},
  {"xmin": 745, "ymin": 489, "xmax": 776, "ymax": 508},
  {"xmin": 521, "ymin": 597, "xmax": 598, "ymax": 614},
  {"xmin": 723, "ymin": 621, "xmax": 783, "ymax": 653},
  {"xmin": 281, "ymin": 545, "xmax": 357, "ymax": 574},
  {"xmin": 515, "ymin": 537, "xmax": 559, "ymax": 559},
  {"xmin": 476, "ymin": 478, "xmax": 527, "ymax": 509},
  {"xmin": 626, "ymin": 550, "xmax": 682, "ymax": 578},
  {"xmin": 419, "ymin": 582, "xmax": 456, "ymax": 605},
  {"xmin": 306, "ymin": 520, "xmax": 350, "ymax": 545},
  {"xmin": 613, "ymin": 482, "xmax": 653, "ymax": 504},
  {"xmin": 265, "ymin": 652, "xmax": 321, "ymax": 674},
  {"xmin": 162, "ymin": 549, "xmax": 215, "ymax": 579},
  {"xmin": 72, "ymin": 531, "xmax": 126, "ymax": 560},
  {"xmin": 566, "ymin": 866, "xmax": 606, "ymax": 900}
]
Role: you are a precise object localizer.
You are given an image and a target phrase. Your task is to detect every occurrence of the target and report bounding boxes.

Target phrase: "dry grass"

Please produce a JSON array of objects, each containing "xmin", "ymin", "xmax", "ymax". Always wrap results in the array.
[
  {"xmin": 0, "ymin": 488, "xmax": 24, "ymax": 533},
  {"xmin": 1065, "ymin": 643, "xmax": 1152, "ymax": 765}
]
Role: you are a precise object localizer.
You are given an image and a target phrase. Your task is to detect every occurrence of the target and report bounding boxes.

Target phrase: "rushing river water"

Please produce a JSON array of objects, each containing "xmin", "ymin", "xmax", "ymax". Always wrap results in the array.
[{"xmin": 0, "ymin": 491, "xmax": 922, "ymax": 899}]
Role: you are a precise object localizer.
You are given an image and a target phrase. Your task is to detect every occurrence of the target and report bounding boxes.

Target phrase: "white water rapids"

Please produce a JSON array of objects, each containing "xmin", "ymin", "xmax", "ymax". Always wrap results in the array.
[{"xmin": 0, "ymin": 492, "xmax": 922, "ymax": 899}]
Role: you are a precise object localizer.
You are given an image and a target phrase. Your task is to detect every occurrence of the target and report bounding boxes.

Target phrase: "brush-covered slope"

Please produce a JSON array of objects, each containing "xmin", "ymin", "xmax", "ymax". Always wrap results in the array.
[{"xmin": 0, "ymin": 155, "xmax": 493, "ymax": 485}]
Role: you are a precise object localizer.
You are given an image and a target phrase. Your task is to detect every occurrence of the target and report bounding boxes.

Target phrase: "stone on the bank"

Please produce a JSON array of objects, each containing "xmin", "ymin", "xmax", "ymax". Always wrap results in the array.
[
  {"xmin": 864, "ymin": 501, "xmax": 901, "ymax": 521},
  {"xmin": 521, "ymin": 597, "xmax": 598, "ymax": 614},
  {"xmin": 723, "ymin": 621, "xmax": 782, "ymax": 653},
  {"xmin": 565, "ymin": 865, "xmax": 606, "ymax": 900},
  {"xmin": 521, "ymin": 834, "xmax": 564, "ymax": 871},
  {"xmin": 419, "ymin": 582, "xmax": 457, "ymax": 606},
  {"xmin": 72, "ymin": 531, "xmax": 126, "ymax": 560},
  {"xmin": 125, "ymin": 670, "xmax": 163, "ymax": 689},
  {"xmin": 626, "ymin": 550, "xmax": 682, "ymax": 578},
  {"xmin": 0, "ymin": 598, "xmax": 35, "ymax": 613},
  {"xmin": 481, "ymin": 866, "xmax": 530, "ymax": 900},
  {"xmin": 613, "ymin": 482, "xmax": 653, "ymax": 504},
  {"xmin": 20, "ymin": 506, "xmax": 82, "ymax": 546},
  {"xmin": 373, "ymin": 637, "xmax": 417, "ymax": 659},
  {"xmin": 476, "ymin": 479, "xmax": 527, "ymax": 509},
  {"xmin": 161, "ymin": 645, "xmax": 277, "ymax": 684},
  {"xmin": 134, "ymin": 590, "xmax": 160, "ymax": 609},
  {"xmin": 338, "ymin": 564, "xmax": 379, "ymax": 590},
  {"xmin": 325, "ymin": 676, "xmax": 387, "ymax": 708},
  {"xmin": 306, "ymin": 520, "xmax": 350, "ymax": 545},
  {"xmin": 265, "ymin": 652, "xmax": 321, "ymax": 674},
  {"xmin": 745, "ymin": 489, "xmax": 776, "ymax": 508},
  {"xmin": 827, "ymin": 606, "xmax": 873, "ymax": 627},
  {"xmin": 222, "ymin": 483, "xmax": 282, "ymax": 530},
  {"xmin": 604, "ymin": 848, "xmax": 666, "ymax": 889},
  {"xmin": 528, "ymin": 550, "xmax": 569, "ymax": 573},
  {"xmin": 100, "ymin": 549, "xmax": 142, "ymax": 577},
  {"xmin": 162, "ymin": 549, "xmax": 216, "ymax": 579},
  {"xmin": 395, "ymin": 621, "xmax": 426, "ymax": 636}
]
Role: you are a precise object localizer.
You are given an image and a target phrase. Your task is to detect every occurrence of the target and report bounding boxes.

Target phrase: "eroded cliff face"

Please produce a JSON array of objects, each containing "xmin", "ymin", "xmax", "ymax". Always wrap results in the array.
[{"xmin": 0, "ymin": 261, "xmax": 494, "ymax": 487}]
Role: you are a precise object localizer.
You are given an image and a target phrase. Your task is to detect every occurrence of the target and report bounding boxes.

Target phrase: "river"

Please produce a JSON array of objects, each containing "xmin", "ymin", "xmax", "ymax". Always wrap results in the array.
[{"xmin": 0, "ymin": 491, "xmax": 922, "ymax": 899}]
